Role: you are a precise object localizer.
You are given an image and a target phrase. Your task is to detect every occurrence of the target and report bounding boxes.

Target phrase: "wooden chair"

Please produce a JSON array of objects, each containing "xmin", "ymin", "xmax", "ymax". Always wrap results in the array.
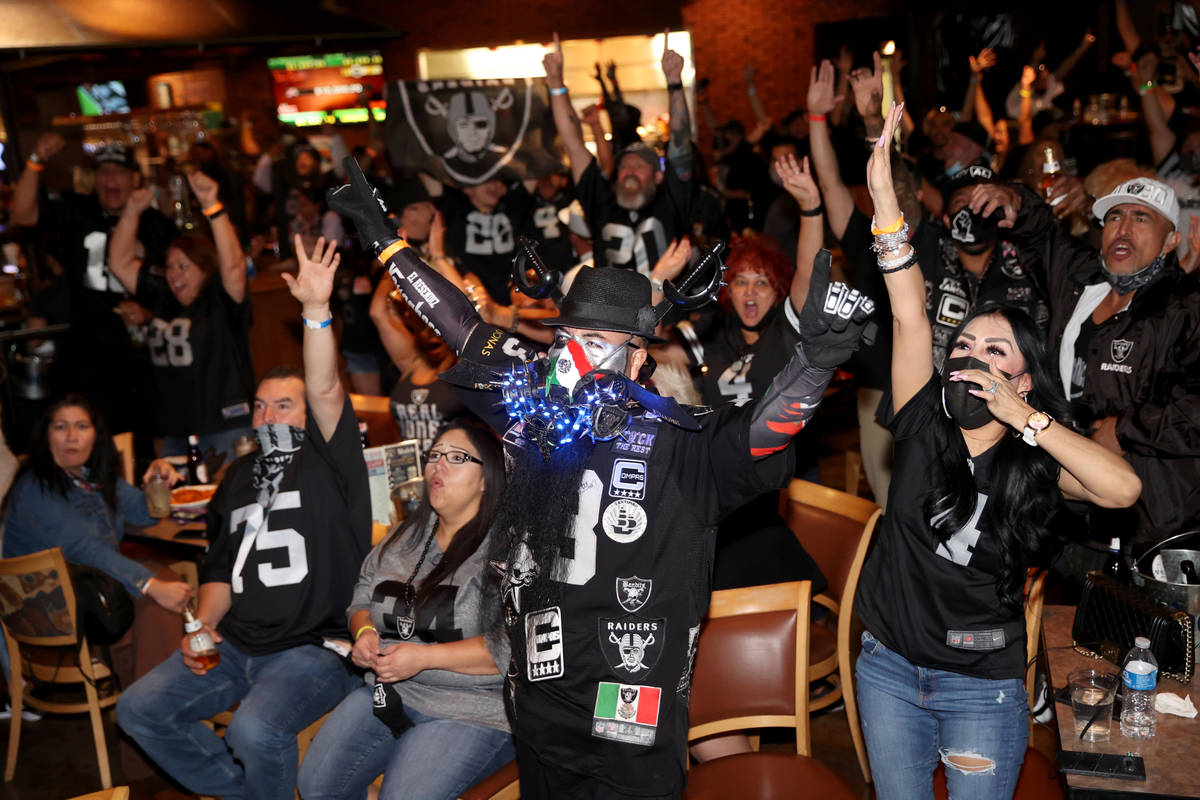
[
  {"xmin": 112, "ymin": 432, "xmax": 135, "ymax": 486},
  {"xmin": 780, "ymin": 479, "xmax": 881, "ymax": 784},
  {"xmin": 0, "ymin": 547, "xmax": 120, "ymax": 788},
  {"xmin": 457, "ymin": 760, "xmax": 520, "ymax": 800},
  {"xmin": 65, "ymin": 789, "xmax": 131, "ymax": 800},
  {"xmin": 684, "ymin": 580, "xmax": 856, "ymax": 799}
]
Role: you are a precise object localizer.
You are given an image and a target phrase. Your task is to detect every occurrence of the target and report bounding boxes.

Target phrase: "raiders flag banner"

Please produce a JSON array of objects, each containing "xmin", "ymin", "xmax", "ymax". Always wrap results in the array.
[{"xmin": 386, "ymin": 77, "xmax": 562, "ymax": 187}]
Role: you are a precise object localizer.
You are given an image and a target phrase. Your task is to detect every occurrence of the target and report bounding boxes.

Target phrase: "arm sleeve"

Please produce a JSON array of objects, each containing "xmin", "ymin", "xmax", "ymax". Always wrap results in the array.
[
  {"xmin": 747, "ymin": 336, "xmax": 836, "ymax": 458},
  {"xmin": 116, "ymin": 478, "xmax": 155, "ymax": 528},
  {"xmin": 346, "ymin": 540, "xmax": 385, "ymax": 621}
]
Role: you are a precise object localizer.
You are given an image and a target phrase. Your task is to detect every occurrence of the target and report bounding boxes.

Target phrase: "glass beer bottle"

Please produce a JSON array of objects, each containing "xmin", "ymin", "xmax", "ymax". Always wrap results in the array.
[{"xmin": 183, "ymin": 606, "xmax": 220, "ymax": 671}]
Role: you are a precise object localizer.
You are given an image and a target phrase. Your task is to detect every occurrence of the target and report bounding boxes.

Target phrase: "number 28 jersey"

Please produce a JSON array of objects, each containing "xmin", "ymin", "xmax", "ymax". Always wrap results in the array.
[{"xmin": 200, "ymin": 401, "xmax": 372, "ymax": 655}]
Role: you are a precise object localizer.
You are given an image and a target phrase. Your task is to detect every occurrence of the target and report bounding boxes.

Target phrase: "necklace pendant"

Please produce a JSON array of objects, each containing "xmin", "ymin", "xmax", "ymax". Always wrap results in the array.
[{"xmin": 396, "ymin": 616, "xmax": 415, "ymax": 640}]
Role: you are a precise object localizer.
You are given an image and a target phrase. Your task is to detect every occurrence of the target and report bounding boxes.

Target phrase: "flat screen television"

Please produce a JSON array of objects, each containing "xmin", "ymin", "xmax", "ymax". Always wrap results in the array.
[
  {"xmin": 77, "ymin": 81, "xmax": 131, "ymax": 115},
  {"xmin": 268, "ymin": 51, "xmax": 386, "ymax": 127}
]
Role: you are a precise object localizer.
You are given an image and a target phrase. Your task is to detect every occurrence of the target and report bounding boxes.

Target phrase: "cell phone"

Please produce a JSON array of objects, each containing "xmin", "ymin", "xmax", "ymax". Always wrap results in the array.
[{"xmin": 1058, "ymin": 751, "xmax": 1146, "ymax": 781}]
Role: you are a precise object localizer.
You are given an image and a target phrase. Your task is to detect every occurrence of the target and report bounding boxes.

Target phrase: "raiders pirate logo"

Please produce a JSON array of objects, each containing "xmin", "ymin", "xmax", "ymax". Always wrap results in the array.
[
  {"xmin": 600, "ymin": 614, "xmax": 665, "ymax": 678},
  {"xmin": 1110, "ymin": 338, "xmax": 1134, "ymax": 363},
  {"xmin": 394, "ymin": 78, "xmax": 537, "ymax": 185},
  {"xmin": 410, "ymin": 387, "xmax": 430, "ymax": 405},
  {"xmin": 616, "ymin": 576, "xmax": 652, "ymax": 613},
  {"xmin": 618, "ymin": 686, "xmax": 639, "ymax": 719},
  {"xmin": 373, "ymin": 683, "xmax": 388, "ymax": 708},
  {"xmin": 395, "ymin": 615, "xmax": 416, "ymax": 640}
]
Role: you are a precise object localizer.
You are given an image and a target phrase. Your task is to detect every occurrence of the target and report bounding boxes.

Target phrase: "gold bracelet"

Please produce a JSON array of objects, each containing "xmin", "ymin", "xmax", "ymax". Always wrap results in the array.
[{"xmin": 354, "ymin": 624, "xmax": 377, "ymax": 642}]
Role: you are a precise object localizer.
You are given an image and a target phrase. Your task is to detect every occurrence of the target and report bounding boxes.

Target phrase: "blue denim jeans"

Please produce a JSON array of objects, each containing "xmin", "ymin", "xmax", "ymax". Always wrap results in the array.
[
  {"xmin": 297, "ymin": 684, "xmax": 515, "ymax": 800},
  {"xmin": 855, "ymin": 630, "xmax": 1029, "ymax": 800},
  {"xmin": 116, "ymin": 639, "xmax": 358, "ymax": 800}
]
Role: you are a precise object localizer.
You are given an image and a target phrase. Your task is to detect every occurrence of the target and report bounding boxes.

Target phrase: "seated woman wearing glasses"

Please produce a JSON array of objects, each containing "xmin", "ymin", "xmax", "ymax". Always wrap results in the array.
[
  {"xmin": 298, "ymin": 418, "xmax": 513, "ymax": 800},
  {"xmin": 855, "ymin": 103, "xmax": 1141, "ymax": 799}
]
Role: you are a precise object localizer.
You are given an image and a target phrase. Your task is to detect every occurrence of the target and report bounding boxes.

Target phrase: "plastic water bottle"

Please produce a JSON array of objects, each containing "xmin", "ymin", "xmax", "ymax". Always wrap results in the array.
[{"xmin": 1119, "ymin": 636, "xmax": 1157, "ymax": 738}]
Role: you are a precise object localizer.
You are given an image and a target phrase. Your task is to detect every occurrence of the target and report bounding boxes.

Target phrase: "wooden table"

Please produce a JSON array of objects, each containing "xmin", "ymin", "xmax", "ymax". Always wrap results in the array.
[
  {"xmin": 1043, "ymin": 605, "xmax": 1200, "ymax": 798},
  {"xmin": 125, "ymin": 517, "xmax": 208, "ymax": 549}
]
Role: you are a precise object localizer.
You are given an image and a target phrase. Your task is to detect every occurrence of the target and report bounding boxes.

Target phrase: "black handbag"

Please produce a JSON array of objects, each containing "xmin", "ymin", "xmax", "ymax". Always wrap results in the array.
[
  {"xmin": 1072, "ymin": 571, "xmax": 1194, "ymax": 683},
  {"xmin": 67, "ymin": 564, "xmax": 135, "ymax": 647}
]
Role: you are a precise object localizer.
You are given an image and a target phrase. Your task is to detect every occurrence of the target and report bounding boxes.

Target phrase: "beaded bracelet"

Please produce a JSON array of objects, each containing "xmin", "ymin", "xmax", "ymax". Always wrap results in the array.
[
  {"xmin": 879, "ymin": 250, "xmax": 918, "ymax": 273},
  {"xmin": 871, "ymin": 224, "xmax": 910, "ymax": 254}
]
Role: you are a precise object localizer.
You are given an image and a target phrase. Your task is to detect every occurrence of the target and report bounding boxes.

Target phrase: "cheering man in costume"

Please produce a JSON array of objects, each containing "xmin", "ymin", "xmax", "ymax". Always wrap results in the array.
[{"xmin": 329, "ymin": 158, "xmax": 873, "ymax": 799}]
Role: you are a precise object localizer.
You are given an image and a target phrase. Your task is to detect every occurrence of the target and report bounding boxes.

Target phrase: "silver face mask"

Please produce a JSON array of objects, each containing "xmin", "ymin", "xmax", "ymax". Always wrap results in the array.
[{"xmin": 545, "ymin": 331, "xmax": 631, "ymax": 395}]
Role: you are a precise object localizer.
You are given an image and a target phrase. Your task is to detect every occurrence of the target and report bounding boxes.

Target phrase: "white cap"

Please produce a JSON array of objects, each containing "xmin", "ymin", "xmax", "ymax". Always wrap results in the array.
[
  {"xmin": 1093, "ymin": 178, "xmax": 1180, "ymax": 230},
  {"xmin": 1134, "ymin": 636, "xmax": 1151, "ymax": 649}
]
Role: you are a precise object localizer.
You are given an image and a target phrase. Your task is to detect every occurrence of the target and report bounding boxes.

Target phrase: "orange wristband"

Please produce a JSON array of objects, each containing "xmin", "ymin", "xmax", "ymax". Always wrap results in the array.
[
  {"xmin": 871, "ymin": 214, "xmax": 905, "ymax": 235},
  {"xmin": 25, "ymin": 160, "xmax": 45, "ymax": 172},
  {"xmin": 377, "ymin": 239, "xmax": 410, "ymax": 263},
  {"xmin": 202, "ymin": 202, "xmax": 225, "ymax": 217}
]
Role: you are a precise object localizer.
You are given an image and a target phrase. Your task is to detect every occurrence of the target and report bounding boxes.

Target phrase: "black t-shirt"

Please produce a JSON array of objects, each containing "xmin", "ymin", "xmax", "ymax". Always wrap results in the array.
[
  {"xmin": 520, "ymin": 188, "xmax": 576, "ymax": 272},
  {"xmin": 441, "ymin": 183, "xmax": 536, "ymax": 302},
  {"xmin": 200, "ymin": 399, "xmax": 372, "ymax": 655},
  {"xmin": 459, "ymin": 391, "xmax": 793, "ymax": 794},
  {"xmin": 335, "ymin": 260, "xmax": 384, "ymax": 356},
  {"xmin": 389, "ymin": 376, "xmax": 469, "ymax": 453},
  {"xmin": 576, "ymin": 158, "xmax": 695, "ymax": 274},
  {"xmin": 137, "ymin": 275, "xmax": 254, "ymax": 437},
  {"xmin": 40, "ymin": 193, "xmax": 176, "ymax": 351},
  {"xmin": 856, "ymin": 376, "xmax": 1048, "ymax": 680}
]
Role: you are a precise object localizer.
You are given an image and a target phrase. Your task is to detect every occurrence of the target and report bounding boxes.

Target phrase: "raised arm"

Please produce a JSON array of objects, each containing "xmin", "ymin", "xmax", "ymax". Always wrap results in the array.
[
  {"xmin": 283, "ymin": 236, "xmax": 344, "ymax": 441},
  {"xmin": 108, "ymin": 188, "xmax": 156, "ymax": 294},
  {"xmin": 662, "ymin": 31, "xmax": 694, "ymax": 182},
  {"xmin": 744, "ymin": 61, "xmax": 770, "ymax": 128},
  {"xmin": 188, "ymin": 171, "xmax": 247, "ymax": 303},
  {"xmin": 965, "ymin": 48, "xmax": 998, "ymax": 131},
  {"xmin": 1017, "ymin": 66, "xmax": 1036, "ymax": 145},
  {"xmin": 806, "ymin": 59, "xmax": 856, "ymax": 238},
  {"xmin": 544, "ymin": 33, "xmax": 592, "ymax": 185},
  {"xmin": 11, "ymin": 132, "xmax": 65, "ymax": 227},
  {"xmin": 831, "ymin": 45, "xmax": 854, "ymax": 128},
  {"xmin": 868, "ymin": 103, "xmax": 932, "ymax": 410},
  {"xmin": 580, "ymin": 103, "xmax": 614, "ymax": 177},
  {"xmin": 1053, "ymin": 29, "xmax": 1096, "ymax": 82},
  {"xmin": 368, "ymin": 270, "xmax": 421, "ymax": 376},
  {"xmin": 1115, "ymin": 0, "xmax": 1140, "ymax": 56},
  {"xmin": 1132, "ymin": 52, "xmax": 1176, "ymax": 164},
  {"xmin": 774, "ymin": 153, "xmax": 823, "ymax": 306}
]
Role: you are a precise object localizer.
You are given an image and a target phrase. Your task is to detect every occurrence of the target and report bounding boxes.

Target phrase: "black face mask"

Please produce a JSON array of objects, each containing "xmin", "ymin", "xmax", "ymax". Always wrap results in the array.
[
  {"xmin": 949, "ymin": 207, "xmax": 999, "ymax": 252},
  {"xmin": 941, "ymin": 356, "xmax": 1013, "ymax": 429}
]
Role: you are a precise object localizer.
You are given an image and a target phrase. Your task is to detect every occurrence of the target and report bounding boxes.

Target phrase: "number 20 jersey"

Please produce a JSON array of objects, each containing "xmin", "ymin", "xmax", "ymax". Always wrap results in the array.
[{"xmin": 200, "ymin": 401, "xmax": 372, "ymax": 655}]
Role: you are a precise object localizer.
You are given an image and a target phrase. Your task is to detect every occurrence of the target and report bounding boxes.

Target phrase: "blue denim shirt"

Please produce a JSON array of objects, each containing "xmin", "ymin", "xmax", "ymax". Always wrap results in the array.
[{"xmin": 4, "ymin": 472, "xmax": 155, "ymax": 595}]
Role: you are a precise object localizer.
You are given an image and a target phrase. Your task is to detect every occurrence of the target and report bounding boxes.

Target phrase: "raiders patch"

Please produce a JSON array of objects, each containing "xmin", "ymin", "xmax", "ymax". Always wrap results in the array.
[
  {"xmin": 592, "ymin": 682, "xmax": 661, "ymax": 747},
  {"xmin": 609, "ymin": 459, "xmax": 647, "ymax": 500},
  {"xmin": 1110, "ymin": 338, "xmax": 1133, "ymax": 363},
  {"xmin": 616, "ymin": 576, "xmax": 652, "ymax": 613},
  {"xmin": 603, "ymin": 499, "xmax": 648, "ymax": 543},
  {"xmin": 599, "ymin": 614, "xmax": 665, "ymax": 678},
  {"xmin": 525, "ymin": 606, "xmax": 564, "ymax": 682},
  {"xmin": 677, "ymin": 623, "xmax": 701, "ymax": 695}
]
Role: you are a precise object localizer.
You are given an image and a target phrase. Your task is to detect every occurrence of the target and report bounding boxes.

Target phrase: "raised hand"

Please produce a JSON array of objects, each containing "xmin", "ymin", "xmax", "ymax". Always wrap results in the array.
[
  {"xmin": 796, "ymin": 250, "xmax": 876, "ymax": 369},
  {"xmin": 186, "ymin": 169, "xmax": 220, "ymax": 208},
  {"xmin": 544, "ymin": 32, "xmax": 565, "ymax": 88},
  {"xmin": 283, "ymin": 235, "xmax": 340, "ymax": 311},
  {"xmin": 969, "ymin": 47, "xmax": 997, "ymax": 75},
  {"xmin": 662, "ymin": 29, "xmax": 684, "ymax": 84},
  {"xmin": 593, "ymin": 62, "xmax": 604, "ymax": 83},
  {"xmin": 327, "ymin": 156, "xmax": 397, "ymax": 252},
  {"xmin": 34, "ymin": 131, "xmax": 66, "ymax": 162},
  {"xmin": 865, "ymin": 101, "xmax": 904, "ymax": 223},
  {"xmin": 806, "ymin": 59, "xmax": 840, "ymax": 117},
  {"xmin": 125, "ymin": 187, "xmax": 155, "ymax": 217},
  {"xmin": 1021, "ymin": 65, "xmax": 1037, "ymax": 88},
  {"xmin": 651, "ymin": 238, "xmax": 693, "ymax": 287},
  {"xmin": 1136, "ymin": 51, "xmax": 1159, "ymax": 83},
  {"xmin": 836, "ymin": 44, "xmax": 854, "ymax": 76},
  {"xmin": 580, "ymin": 103, "xmax": 601, "ymax": 127},
  {"xmin": 848, "ymin": 52, "xmax": 884, "ymax": 120},
  {"xmin": 775, "ymin": 153, "xmax": 820, "ymax": 209}
]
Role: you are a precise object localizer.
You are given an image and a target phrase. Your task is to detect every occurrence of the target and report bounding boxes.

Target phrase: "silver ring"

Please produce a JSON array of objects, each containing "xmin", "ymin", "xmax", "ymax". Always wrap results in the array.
[{"xmin": 988, "ymin": 380, "xmax": 999, "ymax": 394}]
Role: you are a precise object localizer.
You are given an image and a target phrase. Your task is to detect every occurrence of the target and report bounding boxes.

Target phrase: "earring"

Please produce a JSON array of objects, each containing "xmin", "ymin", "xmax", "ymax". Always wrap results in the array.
[{"xmin": 1020, "ymin": 391, "xmax": 1029, "ymax": 401}]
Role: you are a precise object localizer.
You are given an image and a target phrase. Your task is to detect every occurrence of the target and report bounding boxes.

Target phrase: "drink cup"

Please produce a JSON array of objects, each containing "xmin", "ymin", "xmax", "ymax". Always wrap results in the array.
[
  {"xmin": 1069, "ymin": 668, "xmax": 1119, "ymax": 742},
  {"xmin": 145, "ymin": 473, "xmax": 172, "ymax": 518}
]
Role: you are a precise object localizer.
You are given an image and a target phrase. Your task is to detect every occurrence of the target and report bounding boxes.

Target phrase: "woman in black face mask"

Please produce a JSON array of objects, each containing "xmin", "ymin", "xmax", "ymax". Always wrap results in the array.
[{"xmin": 853, "ymin": 103, "xmax": 1142, "ymax": 800}]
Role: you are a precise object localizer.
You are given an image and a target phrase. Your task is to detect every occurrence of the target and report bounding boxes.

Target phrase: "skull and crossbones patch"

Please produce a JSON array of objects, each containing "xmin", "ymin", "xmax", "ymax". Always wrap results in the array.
[{"xmin": 599, "ymin": 614, "xmax": 665, "ymax": 678}]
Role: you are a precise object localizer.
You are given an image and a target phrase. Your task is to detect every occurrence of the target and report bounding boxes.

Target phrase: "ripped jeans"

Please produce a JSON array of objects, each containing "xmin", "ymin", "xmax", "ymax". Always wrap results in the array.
[{"xmin": 855, "ymin": 631, "xmax": 1029, "ymax": 800}]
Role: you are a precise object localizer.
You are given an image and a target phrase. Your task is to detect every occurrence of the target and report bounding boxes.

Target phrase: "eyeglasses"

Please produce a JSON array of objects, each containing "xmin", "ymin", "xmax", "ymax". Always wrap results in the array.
[{"xmin": 426, "ymin": 448, "xmax": 483, "ymax": 466}]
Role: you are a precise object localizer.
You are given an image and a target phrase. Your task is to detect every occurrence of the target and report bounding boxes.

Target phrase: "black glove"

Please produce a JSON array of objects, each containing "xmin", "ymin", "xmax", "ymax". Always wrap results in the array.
[
  {"xmin": 326, "ymin": 156, "xmax": 399, "ymax": 254},
  {"xmin": 796, "ymin": 249, "xmax": 877, "ymax": 370}
]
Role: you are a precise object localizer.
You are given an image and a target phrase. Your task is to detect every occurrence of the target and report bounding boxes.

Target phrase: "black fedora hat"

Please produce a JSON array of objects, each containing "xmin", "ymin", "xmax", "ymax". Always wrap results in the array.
[{"xmin": 541, "ymin": 267, "xmax": 664, "ymax": 342}]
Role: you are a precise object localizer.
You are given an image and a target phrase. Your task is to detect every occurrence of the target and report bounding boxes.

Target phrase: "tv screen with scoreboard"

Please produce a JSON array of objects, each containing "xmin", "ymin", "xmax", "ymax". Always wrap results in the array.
[
  {"xmin": 77, "ymin": 81, "xmax": 131, "ymax": 115},
  {"xmin": 268, "ymin": 51, "xmax": 386, "ymax": 127}
]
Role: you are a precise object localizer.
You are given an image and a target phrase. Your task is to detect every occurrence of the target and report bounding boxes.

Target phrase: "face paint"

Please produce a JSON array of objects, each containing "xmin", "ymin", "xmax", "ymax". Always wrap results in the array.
[
  {"xmin": 941, "ymin": 356, "xmax": 1012, "ymax": 430},
  {"xmin": 545, "ymin": 331, "xmax": 630, "ymax": 395}
]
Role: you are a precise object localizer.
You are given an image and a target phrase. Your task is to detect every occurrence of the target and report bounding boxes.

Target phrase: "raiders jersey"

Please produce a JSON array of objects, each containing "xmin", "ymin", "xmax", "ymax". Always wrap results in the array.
[
  {"xmin": 460, "ymin": 390, "xmax": 794, "ymax": 794},
  {"xmin": 856, "ymin": 376, "xmax": 1054, "ymax": 679},
  {"xmin": 576, "ymin": 159, "xmax": 695, "ymax": 275},
  {"xmin": 136, "ymin": 275, "xmax": 255, "ymax": 437},
  {"xmin": 441, "ymin": 183, "xmax": 536, "ymax": 302},
  {"xmin": 200, "ymin": 399, "xmax": 371, "ymax": 655}
]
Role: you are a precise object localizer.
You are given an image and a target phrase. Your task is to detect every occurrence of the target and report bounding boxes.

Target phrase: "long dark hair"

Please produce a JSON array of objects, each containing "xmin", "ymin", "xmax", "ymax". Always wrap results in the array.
[
  {"xmin": 381, "ymin": 417, "xmax": 504, "ymax": 610},
  {"xmin": 923, "ymin": 303, "xmax": 1075, "ymax": 608},
  {"xmin": 14, "ymin": 394, "xmax": 121, "ymax": 511}
]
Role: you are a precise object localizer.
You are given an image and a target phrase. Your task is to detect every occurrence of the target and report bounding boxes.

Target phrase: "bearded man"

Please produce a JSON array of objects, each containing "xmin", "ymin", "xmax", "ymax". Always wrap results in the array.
[{"xmin": 331, "ymin": 157, "xmax": 874, "ymax": 799}]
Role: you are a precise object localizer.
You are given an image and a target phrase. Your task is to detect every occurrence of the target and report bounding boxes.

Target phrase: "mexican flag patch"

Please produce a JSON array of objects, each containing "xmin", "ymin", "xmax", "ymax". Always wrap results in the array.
[
  {"xmin": 546, "ymin": 339, "xmax": 592, "ymax": 395},
  {"xmin": 592, "ymin": 682, "xmax": 661, "ymax": 747}
]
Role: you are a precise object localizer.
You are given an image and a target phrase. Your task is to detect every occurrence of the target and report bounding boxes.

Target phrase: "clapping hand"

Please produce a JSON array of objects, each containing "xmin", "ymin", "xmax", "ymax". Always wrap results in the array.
[{"xmin": 283, "ymin": 235, "xmax": 340, "ymax": 312}]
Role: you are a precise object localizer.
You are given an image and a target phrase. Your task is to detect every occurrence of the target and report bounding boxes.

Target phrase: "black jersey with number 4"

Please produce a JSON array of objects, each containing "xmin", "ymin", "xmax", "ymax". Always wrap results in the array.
[
  {"xmin": 200, "ymin": 399, "xmax": 372, "ymax": 655},
  {"xmin": 576, "ymin": 158, "xmax": 695, "ymax": 274},
  {"xmin": 461, "ymin": 389, "xmax": 794, "ymax": 795},
  {"xmin": 856, "ymin": 376, "xmax": 1058, "ymax": 679},
  {"xmin": 137, "ymin": 276, "xmax": 255, "ymax": 437}
]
